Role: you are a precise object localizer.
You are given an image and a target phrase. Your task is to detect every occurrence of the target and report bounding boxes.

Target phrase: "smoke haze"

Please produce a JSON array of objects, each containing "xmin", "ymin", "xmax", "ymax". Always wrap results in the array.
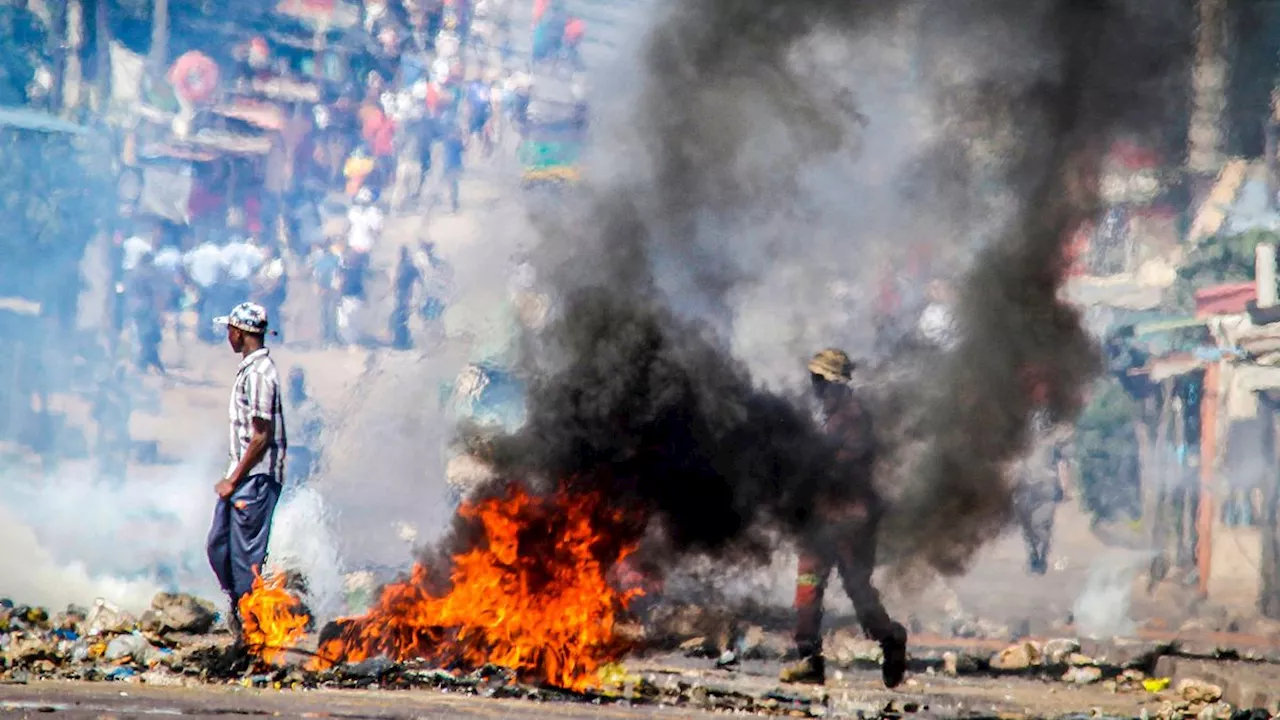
[{"xmin": 477, "ymin": 0, "xmax": 1195, "ymax": 583}]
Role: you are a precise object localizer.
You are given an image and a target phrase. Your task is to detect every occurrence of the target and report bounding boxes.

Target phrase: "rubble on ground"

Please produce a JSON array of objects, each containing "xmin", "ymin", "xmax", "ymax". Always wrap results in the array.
[{"xmin": 4, "ymin": 593, "xmax": 1280, "ymax": 719}]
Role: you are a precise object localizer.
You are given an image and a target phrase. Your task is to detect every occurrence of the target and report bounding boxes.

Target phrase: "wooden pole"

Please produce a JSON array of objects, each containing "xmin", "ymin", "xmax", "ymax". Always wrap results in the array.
[
  {"xmin": 63, "ymin": 0, "xmax": 84, "ymax": 116},
  {"xmin": 148, "ymin": 0, "xmax": 169, "ymax": 73},
  {"xmin": 1268, "ymin": 90, "xmax": 1280, "ymax": 208},
  {"xmin": 1260, "ymin": 394, "xmax": 1280, "ymax": 618},
  {"xmin": 1197, "ymin": 362, "xmax": 1220, "ymax": 598},
  {"xmin": 48, "ymin": 0, "xmax": 66, "ymax": 112},
  {"xmin": 94, "ymin": 0, "xmax": 109, "ymax": 113}
]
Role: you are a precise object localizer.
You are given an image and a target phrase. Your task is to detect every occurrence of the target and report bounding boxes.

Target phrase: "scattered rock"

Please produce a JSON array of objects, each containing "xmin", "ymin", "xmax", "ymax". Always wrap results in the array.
[
  {"xmin": 1062, "ymin": 666, "xmax": 1103, "ymax": 685},
  {"xmin": 738, "ymin": 625, "xmax": 787, "ymax": 660},
  {"xmin": 1067, "ymin": 652, "xmax": 1097, "ymax": 666},
  {"xmin": 1203, "ymin": 703, "xmax": 1234, "ymax": 720},
  {"xmin": 140, "ymin": 593, "xmax": 217, "ymax": 635},
  {"xmin": 678, "ymin": 636, "xmax": 709, "ymax": 653},
  {"xmin": 1177, "ymin": 678, "xmax": 1224, "ymax": 704},
  {"xmin": 1042, "ymin": 638, "xmax": 1080, "ymax": 665},
  {"xmin": 941, "ymin": 651, "xmax": 980, "ymax": 677},
  {"xmin": 828, "ymin": 629, "xmax": 882, "ymax": 667},
  {"xmin": 990, "ymin": 641, "xmax": 1042, "ymax": 671},
  {"xmin": 942, "ymin": 652, "xmax": 958, "ymax": 676}
]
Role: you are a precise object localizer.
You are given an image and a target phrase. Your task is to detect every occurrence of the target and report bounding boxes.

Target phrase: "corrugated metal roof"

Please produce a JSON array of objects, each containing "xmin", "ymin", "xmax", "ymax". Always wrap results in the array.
[{"xmin": 0, "ymin": 106, "xmax": 89, "ymax": 135}]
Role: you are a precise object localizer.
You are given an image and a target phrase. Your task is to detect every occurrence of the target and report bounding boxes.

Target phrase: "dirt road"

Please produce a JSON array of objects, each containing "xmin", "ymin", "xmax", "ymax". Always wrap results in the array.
[
  {"xmin": 0, "ymin": 681, "xmax": 714, "ymax": 720},
  {"xmin": 0, "ymin": 644, "xmax": 1183, "ymax": 720}
]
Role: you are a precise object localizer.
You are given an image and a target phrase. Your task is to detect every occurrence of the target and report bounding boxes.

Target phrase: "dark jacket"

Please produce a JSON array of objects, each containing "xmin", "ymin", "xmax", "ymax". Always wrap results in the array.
[
  {"xmin": 822, "ymin": 386, "xmax": 875, "ymax": 466},
  {"xmin": 818, "ymin": 386, "xmax": 879, "ymax": 517}
]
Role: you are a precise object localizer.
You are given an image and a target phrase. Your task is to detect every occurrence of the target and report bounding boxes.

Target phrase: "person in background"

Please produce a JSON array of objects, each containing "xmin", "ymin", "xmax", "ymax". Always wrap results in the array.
[
  {"xmin": 183, "ymin": 230, "xmax": 224, "ymax": 344},
  {"xmin": 417, "ymin": 240, "xmax": 451, "ymax": 347},
  {"xmin": 465, "ymin": 73, "xmax": 493, "ymax": 156},
  {"xmin": 347, "ymin": 187, "xmax": 384, "ymax": 255},
  {"xmin": 285, "ymin": 367, "xmax": 323, "ymax": 489},
  {"xmin": 207, "ymin": 302, "xmax": 287, "ymax": 644},
  {"xmin": 121, "ymin": 232, "xmax": 153, "ymax": 274},
  {"xmin": 391, "ymin": 245, "xmax": 423, "ymax": 350},
  {"xmin": 344, "ymin": 145, "xmax": 377, "ymax": 197},
  {"xmin": 562, "ymin": 15, "xmax": 585, "ymax": 71},
  {"xmin": 358, "ymin": 92, "xmax": 396, "ymax": 188},
  {"xmin": 440, "ymin": 125, "xmax": 465, "ymax": 213},
  {"xmin": 337, "ymin": 247, "xmax": 369, "ymax": 347},
  {"xmin": 221, "ymin": 226, "xmax": 266, "ymax": 306},
  {"xmin": 310, "ymin": 241, "xmax": 344, "ymax": 347},
  {"xmin": 1014, "ymin": 368, "xmax": 1070, "ymax": 575},
  {"xmin": 252, "ymin": 244, "xmax": 288, "ymax": 344},
  {"xmin": 128, "ymin": 253, "xmax": 166, "ymax": 376},
  {"xmin": 152, "ymin": 239, "xmax": 185, "ymax": 343}
]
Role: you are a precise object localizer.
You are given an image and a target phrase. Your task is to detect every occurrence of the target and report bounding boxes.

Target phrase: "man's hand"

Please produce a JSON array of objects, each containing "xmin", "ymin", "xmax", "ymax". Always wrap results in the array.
[{"xmin": 215, "ymin": 478, "xmax": 236, "ymax": 499}]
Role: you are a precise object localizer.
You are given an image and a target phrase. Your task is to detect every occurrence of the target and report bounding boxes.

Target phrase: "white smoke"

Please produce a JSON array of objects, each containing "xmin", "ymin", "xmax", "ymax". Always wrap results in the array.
[
  {"xmin": 265, "ymin": 485, "xmax": 347, "ymax": 621},
  {"xmin": 0, "ymin": 447, "xmax": 352, "ymax": 621},
  {"xmin": 0, "ymin": 455, "xmax": 222, "ymax": 613},
  {"xmin": 1072, "ymin": 549, "xmax": 1152, "ymax": 639}
]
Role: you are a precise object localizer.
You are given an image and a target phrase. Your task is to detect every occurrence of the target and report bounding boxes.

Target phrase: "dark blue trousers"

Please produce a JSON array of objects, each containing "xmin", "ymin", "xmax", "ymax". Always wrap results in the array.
[{"xmin": 206, "ymin": 474, "xmax": 281, "ymax": 601}]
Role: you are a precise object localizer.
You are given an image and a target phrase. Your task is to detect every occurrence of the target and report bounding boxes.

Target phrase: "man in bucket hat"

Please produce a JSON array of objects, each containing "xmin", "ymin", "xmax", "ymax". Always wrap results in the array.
[
  {"xmin": 780, "ymin": 348, "xmax": 908, "ymax": 688},
  {"xmin": 207, "ymin": 302, "xmax": 287, "ymax": 642}
]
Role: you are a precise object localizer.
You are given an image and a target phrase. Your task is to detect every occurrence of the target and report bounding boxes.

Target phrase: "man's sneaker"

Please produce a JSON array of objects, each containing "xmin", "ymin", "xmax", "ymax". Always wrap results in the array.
[
  {"xmin": 880, "ymin": 622, "xmax": 908, "ymax": 689},
  {"xmin": 779, "ymin": 654, "xmax": 825, "ymax": 684}
]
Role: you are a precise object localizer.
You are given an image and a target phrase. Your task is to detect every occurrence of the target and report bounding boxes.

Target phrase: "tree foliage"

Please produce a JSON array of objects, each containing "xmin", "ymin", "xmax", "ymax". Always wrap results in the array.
[
  {"xmin": 0, "ymin": 128, "xmax": 114, "ymax": 315},
  {"xmin": 0, "ymin": 4, "xmax": 50, "ymax": 105},
  {"xmin": 1075, "ymin": 378, "xmax": 1142, "ymax": 521},
  {"xmin": 1170, "ymin": 228, "xmax": 1280, "ymax": 311}
]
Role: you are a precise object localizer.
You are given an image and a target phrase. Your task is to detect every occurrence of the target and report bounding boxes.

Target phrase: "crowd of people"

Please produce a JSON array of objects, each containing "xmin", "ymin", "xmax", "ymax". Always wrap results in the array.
[{"xmin": 109, "ymin": 0, "xmax": 587, "ymax": 373}]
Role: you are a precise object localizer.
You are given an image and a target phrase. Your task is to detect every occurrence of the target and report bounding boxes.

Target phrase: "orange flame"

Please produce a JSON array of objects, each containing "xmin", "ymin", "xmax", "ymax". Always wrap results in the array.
[
  {"xmin": 311, "ymin": 484, "xmax": 643, "ymax": 691},
  {"xmin": 238, "ymin": 570, "xmax": 311, "ymax": 665}
]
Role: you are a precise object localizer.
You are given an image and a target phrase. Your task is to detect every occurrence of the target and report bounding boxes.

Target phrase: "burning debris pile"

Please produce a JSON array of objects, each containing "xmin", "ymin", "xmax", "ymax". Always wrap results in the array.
[
  {"xmin": 238, "ymin": 573, "xmax": 310, "ymax": 666},
  {"xmin": 307, "ymin": 482, "xmax": 644, "ymax": 692}
]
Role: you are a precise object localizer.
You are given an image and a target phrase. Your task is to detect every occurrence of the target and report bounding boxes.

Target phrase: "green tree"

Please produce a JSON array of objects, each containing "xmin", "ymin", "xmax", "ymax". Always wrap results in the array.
[
  {"xmin": 1075, "ymin": 378, "xmax": 1142, "ymax": 521},
  {"xmin": 0, "ymin": 4, "xmax": 50, "ymax": 105},
  {"xmin": 0, "ymin": 127, "xmax": 114, "ymax": 317}
]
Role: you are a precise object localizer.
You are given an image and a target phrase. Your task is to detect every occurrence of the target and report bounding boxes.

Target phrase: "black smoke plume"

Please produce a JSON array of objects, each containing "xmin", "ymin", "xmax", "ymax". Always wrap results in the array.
[{"xmin": 451, "ymin": 0, "xmax": 1192, "ymax": 581}]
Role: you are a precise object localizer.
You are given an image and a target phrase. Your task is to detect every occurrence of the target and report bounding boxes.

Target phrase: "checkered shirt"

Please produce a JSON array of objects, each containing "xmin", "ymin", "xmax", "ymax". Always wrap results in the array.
[{"xmin": 227, "ymin": 348, "xmax": 287, "ymax": 481}]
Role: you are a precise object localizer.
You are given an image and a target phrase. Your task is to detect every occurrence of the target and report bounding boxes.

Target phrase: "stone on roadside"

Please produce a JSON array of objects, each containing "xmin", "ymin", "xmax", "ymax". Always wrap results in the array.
[
  {"xmin": 1042, "ymin": 638, "xmax": 1080, "ymax": 665},
  {"xmin": 140, "ymin": 593, "xmax": 217, "ymax": 635},
  {"xmin": 1062, "ymin": 666, "xmax": 1103, "ymax": 685},
  {"xmin": 679, "ymin": 636, "xmax": 709, "ymax": 653},
  {"xmin": 990, "ymin": 641, "xmax": 1042, "ymax": 671},
  {"xmin": 1201, "ymin": 702, "xmax": 1233, "ymax": 720},
  {"xmin": 1067, "ymin": 652, "xmax": 1097, "ymax": 666},
  {"xmin": 739, "ymin": 625, "xmax": 787, "ymax": 660},
  {"xmin": 828, "ymin": 629, "xmax": 882, "ymax": 667},
  {"xmin": 1177, "ymin": 678, "xmax": 1224, "ymax": 704},
  {"xmin": 941, "ymin": 651, "xmax": 980, "ymax": 677}
]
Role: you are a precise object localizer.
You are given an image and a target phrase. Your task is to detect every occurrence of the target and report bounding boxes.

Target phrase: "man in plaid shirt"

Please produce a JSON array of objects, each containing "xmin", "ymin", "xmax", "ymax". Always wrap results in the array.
[{"xmin": 206, "ymin": 302, "xmax": 287, "ymax": 641}]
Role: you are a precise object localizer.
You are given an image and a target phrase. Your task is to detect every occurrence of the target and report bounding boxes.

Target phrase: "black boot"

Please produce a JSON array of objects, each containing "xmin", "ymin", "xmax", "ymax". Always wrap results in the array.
[{"xmin": 880, "ymin": 622, "xmax": 908, "ymax": 689}]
